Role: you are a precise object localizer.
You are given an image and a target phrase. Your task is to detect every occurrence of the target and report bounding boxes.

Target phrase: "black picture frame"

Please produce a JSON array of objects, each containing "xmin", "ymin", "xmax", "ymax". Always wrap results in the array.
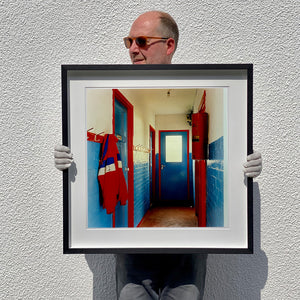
[{"xmin": 62, "ymin": 64, "xmax": 253, "ymax": 254}]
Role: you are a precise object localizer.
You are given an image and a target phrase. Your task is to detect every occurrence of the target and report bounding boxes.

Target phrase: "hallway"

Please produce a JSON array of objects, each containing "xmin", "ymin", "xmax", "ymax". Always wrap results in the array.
[{"xmin": 138, "ymin": 206, "xmax": 198, "ymax": 227}]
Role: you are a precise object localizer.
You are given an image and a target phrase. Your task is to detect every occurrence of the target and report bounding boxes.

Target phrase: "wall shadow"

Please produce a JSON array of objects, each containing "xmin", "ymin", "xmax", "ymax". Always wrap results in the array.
[
  {"xmin": 69, "ymin": 161, "xmax": 77, "ymax": 183},
  {"xmin": 203, "ymin": 183, "xmax": 268, "ymax": 299},
  {"xmin": 85, "ymin": 254, "xmax": 117, "ymax": 300}
]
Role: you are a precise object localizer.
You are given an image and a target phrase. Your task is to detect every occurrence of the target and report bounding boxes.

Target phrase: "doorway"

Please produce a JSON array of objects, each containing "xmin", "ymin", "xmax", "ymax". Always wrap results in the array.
[
  {"xmin": 149, "ymin": 126, "xmax": 156, "ymax": 204},
  {"xmin": 113, "ymin": 89, "xmax": 134, "ymax": 227},
  {"xmin": 158, "ymin": 130, "xmax": 190, "ymax": 206}
]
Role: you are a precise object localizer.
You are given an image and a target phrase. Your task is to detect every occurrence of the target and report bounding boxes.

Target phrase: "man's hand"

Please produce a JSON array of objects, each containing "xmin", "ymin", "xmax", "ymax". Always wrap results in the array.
[
  {"xmin": 243, "ymin": 151, "xmax": 262, "ymax": 178},
  {"xmin": 54, "ymin": 145, "xmax": 73, "ymax": 171}
]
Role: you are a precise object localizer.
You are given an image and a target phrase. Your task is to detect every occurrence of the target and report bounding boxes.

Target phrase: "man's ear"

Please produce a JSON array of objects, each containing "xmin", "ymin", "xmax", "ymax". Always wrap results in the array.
[{"xmin": 166, "ymin": 38, "xmax": 176, "ymax": 56}]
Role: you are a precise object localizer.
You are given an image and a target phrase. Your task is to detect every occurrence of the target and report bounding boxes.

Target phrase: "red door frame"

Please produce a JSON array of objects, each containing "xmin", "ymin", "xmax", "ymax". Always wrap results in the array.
[
  {"xmin": 158, "ymin": 130, "xmax": 190, "ymax": 202},
  {"xmin": 112, "ymin": 89, "xmax": 134, "ymax": 227},
  {"xmin": 149, "ymin": 126, "xmax": 156, "ymax": 202},
  {"xmin": 195, "ymin": 160, "xmax": 206, "ymax": 227}
]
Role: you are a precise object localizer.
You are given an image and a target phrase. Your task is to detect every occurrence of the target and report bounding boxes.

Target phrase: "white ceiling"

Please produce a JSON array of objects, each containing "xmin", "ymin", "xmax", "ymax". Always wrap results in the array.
[{"xmin": 120, "ymin": 88, "xmax": 200, "ymax": 115}]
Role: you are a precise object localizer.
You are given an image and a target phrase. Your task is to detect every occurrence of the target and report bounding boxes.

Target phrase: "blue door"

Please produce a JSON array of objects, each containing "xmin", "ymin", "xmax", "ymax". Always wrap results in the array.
[
  {"xmin": 160, "ymin": 131, "xmax": 189, "ymax": 204},
  {"xmin": 114, "ymin": 99, "xmax": 128, "ymax": 227}
]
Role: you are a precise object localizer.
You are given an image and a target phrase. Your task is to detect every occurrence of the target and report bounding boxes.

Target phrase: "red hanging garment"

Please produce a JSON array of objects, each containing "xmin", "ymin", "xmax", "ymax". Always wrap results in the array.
[{"xmin": 98, "ymin": 134, "xmax": 128, "ymax": 214}]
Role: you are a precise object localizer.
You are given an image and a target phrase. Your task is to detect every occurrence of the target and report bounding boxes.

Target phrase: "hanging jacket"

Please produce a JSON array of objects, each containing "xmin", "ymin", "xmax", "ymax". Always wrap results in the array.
[{"xmin": 98, "ymin": 134, "xmax": 128, "ymax": 214}]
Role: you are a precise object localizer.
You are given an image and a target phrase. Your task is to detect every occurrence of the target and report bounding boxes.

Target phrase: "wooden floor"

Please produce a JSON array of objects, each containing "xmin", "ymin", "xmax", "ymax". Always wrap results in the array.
[{"xmin": 138, "ymin": 206, "xmax": 198, "ymax": 227}]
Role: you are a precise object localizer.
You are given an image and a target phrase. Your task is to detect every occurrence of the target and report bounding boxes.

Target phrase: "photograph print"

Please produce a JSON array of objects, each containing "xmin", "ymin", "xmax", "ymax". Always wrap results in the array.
[{"xmin": 86, "ymin": 87, "xmax": 227, "ymax": 229}]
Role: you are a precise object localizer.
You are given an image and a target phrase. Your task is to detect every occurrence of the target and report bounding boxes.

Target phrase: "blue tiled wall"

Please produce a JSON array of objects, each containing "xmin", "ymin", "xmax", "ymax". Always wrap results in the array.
[
  {"xmin": 206, "ymin": 137, "xmax": 224, "ymax": 227},
  {"xmin": 208, "ymin": 137, "xmax": 224, "ymax": 160},
  {"xmin": 115, "ymin": 201, "xmax": 128, "ymax": 228},
  {"xmin": 134, "ymin": 162, "xmax": 150, "ymax": 227}
]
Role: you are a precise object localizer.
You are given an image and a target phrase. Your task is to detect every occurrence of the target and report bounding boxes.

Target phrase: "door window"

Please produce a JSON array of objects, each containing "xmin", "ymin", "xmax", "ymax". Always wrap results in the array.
[{"xmin": 166, "ymin": 135, "xmax": 182, "ymax": 162}]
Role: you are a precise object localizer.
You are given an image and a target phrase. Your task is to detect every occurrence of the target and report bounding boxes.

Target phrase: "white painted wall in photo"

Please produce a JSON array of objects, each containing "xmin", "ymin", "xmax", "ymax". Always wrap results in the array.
[
  {"xmin": 155, "ymin": 114, "xmax": 192, "ymax": 153},
  {"xmin": 193, "ymin": 88, "xmax": 224, "ymax": 144},
  {"xmin": 205, "ymin": 89, "xmax": 224, "ymax": 143},
  {"xmin": 86, "ymin": 89, "xmax": 113, "ymax": 135},
  {"xmin": 119, "ymin": 89, "xmax": 156, "ymax": 152}
]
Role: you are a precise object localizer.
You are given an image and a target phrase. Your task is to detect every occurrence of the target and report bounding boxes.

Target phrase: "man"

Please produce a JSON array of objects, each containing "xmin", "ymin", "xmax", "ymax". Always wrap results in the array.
[
  {"xmin": 55, "ymin": 11, "xmax": 262, "ymax": 299},
  {"xmin": 126, "ymin": 11, "xmax": 177, "ymax": 65}
]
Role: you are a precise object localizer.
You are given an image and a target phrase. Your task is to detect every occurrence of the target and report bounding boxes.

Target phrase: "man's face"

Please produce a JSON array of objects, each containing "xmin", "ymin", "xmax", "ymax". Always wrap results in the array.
[{"xmin": 128, "ymin": 15, "xmax": 173, "ymax": 64}]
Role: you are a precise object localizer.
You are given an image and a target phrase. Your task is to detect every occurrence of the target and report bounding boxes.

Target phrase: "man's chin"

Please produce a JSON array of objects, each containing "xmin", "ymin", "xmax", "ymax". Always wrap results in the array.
[{"xmin": 133, "ymin": 60, "xmax": 146, "ymax": 64}]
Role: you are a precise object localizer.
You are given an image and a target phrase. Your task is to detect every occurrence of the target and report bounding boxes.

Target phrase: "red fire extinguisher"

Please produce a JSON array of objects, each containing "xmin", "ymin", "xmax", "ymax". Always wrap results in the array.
[
  {"xmin": 192, "ymin": 91, "xmax": 208, "ymax": 160},
  {"xmin": 192, "ymin": 91, "xmax": 208, "ymax": 227}
]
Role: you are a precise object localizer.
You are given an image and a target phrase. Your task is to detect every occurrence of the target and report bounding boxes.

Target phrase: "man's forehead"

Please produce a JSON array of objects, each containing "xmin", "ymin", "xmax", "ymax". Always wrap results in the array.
[{"xmin": 129, "ymin": 14, "xmax": 161, "ymax": 36}]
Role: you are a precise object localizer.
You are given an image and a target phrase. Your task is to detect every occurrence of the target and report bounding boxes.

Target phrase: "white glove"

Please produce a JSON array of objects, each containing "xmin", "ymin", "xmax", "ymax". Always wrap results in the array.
[
  {"xmin": 54, "ymin": 145, "xmax": 73, "ymax": 171},
  {"xmin": 243, "ymin": 151, "xmax": 262, "ymax": 178}
]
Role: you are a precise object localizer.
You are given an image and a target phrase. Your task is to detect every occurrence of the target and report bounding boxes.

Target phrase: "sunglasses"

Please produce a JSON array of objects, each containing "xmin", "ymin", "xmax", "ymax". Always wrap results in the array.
[{"xmin": 123, "ymin": 36, "xmax": 169, "ymax": 49}]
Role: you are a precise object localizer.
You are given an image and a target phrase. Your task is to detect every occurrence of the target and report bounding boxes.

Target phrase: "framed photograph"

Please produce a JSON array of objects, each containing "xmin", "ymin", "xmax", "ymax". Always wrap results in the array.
[{"xmin": 62, "ymin": 64, "xmax": 253, "ymax": 254}]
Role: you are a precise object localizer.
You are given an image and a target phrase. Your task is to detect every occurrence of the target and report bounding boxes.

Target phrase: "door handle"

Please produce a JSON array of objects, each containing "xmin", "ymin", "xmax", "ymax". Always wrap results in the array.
[
  {"xmin": 125, "ymin": 167, "xmax": 129, "ymax": 172},
  {"xmin": 161, "ymin": 164, "xmax": 165, "ymax": 170}
]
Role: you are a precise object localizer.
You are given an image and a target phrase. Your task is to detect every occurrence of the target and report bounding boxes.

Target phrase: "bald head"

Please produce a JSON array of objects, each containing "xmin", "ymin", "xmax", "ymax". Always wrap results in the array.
[
  {"xmin": 132, "ymin": 11, "xmax": 179, "ymax": 49},
  {"xmin": 127, "ymin": 11, "xmax": 179, "ymax": 64}
]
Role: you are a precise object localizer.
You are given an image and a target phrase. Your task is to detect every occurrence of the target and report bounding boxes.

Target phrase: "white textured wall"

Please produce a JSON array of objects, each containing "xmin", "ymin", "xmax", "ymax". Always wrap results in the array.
[{"xmin": 1, "ymin": 1, "xmax": 299, "ymax": 299}]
